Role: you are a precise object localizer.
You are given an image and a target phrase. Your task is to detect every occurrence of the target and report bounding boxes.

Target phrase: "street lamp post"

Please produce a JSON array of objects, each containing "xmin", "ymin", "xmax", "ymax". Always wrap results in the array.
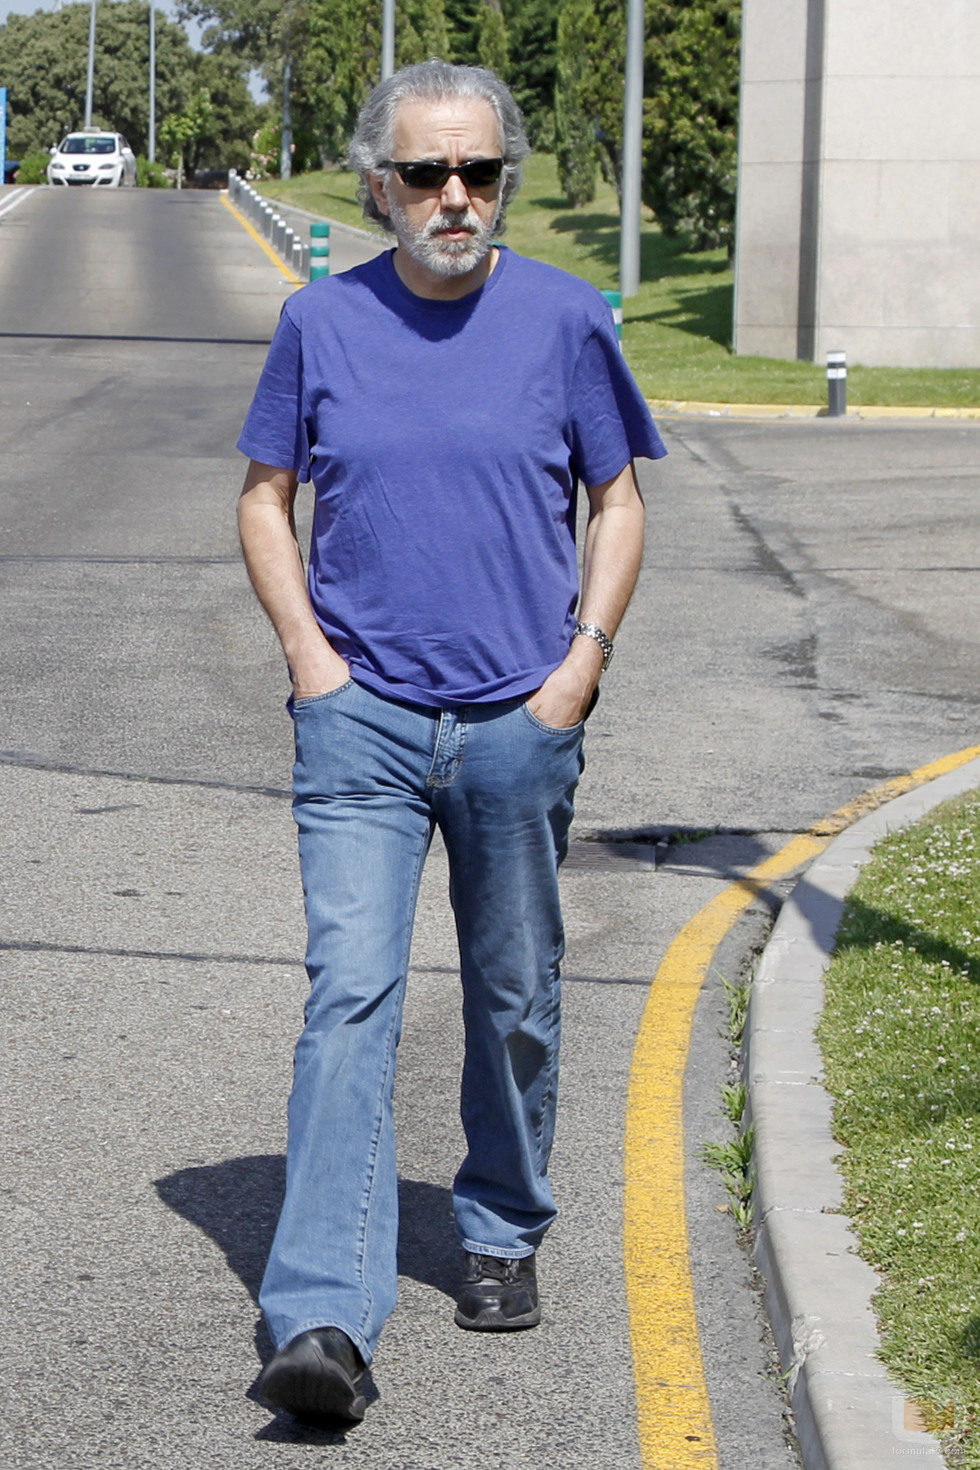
[
  {"xmin": 84, "ymin": 0, "xmax": 97, "ymax": 127},
  {"xmin": 381, "ymin": 0, "xmax": 394, "ymax": 81},
  {"xmin": 148, "ymin": 2, "xmax": 156, "ymax": 162},
  {"xmin": 620, "ymin": 0, "xmax": 644, "ymax": 298}
]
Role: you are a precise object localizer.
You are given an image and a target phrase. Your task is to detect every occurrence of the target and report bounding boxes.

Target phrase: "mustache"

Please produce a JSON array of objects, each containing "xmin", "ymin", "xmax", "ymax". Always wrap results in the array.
[{"xmin": 423, "ymin": 211, "xmax": 479, "ymax": 236}]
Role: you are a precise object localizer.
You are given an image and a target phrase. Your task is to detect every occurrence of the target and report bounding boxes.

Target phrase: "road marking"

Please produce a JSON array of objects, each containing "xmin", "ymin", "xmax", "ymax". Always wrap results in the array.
[
  {"xmin": 624, "ymin": 742, "xmax": 980, "ymax": 1468},
  {"xmin": 0, "ymin": 187, "xmax": 36, "ymax": 221},
  {"xmin": 219, "ymin": 190, "xmax": 302, "ymax": 285}
]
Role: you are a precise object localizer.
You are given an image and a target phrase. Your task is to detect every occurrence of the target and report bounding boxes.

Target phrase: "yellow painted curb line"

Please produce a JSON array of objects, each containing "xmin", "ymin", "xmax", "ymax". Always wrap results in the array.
[
  {"xmin": 647, "ymin": 398, "xmax": 980, "ymax": 422},
  {"xmin": 220, "ymin": 190, "xmax": 302, "ymax": 286},
  {"xmin": 625, "ymin": 742, "xmax": 980, "ymax": 1469}
]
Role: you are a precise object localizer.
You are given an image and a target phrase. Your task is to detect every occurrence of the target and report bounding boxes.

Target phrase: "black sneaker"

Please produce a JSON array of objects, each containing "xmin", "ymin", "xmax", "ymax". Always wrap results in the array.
[
  {"xmin": 454, "ymin": 1251, "xmax": 541, "ymax": 1331},
  {"xmin": 256, "ymin": 1326, "xmax": 367, "ymax": 1424}
]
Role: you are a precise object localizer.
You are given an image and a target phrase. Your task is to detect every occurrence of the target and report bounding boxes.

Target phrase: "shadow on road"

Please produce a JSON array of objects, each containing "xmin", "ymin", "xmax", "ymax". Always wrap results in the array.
[
  {"xmin": 156, "ymin": 1158, "xmax": 459, "ymax": 1436},
  {"xmin": 155, "ymin": 1156, "xmax": 459, "ymax": 1312}
]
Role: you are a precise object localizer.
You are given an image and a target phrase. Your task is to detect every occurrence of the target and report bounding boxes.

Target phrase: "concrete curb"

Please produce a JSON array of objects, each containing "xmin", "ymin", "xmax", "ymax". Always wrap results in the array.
[
  {"xmin": 745, "ymin": 755, "xmax": 980, "ymax": 1469},
  {"xmin": 649, "ymin": 399, "xmax": 980, "ymax": 422},
  {"xmin": 251, "ymin": 195, "xmax": 381, "ymax": 243}
]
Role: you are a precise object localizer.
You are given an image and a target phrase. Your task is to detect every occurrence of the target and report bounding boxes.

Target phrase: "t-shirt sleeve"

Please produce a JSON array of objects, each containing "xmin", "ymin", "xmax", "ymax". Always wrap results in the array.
[
  {"xmin": 568, "ymin": 314, "xmax": 667, "ymax": 486},
  {"xmin": 236, "ymin": 306, "xmax": 312, "ymax": 479}
]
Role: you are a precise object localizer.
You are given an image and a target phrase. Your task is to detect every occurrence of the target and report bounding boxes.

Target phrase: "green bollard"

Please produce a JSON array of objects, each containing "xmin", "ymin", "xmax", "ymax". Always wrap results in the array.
[
  {"xmin": 310, "ymin": 221, "xmax": 330, "ymax": 281},
  {"xmin": 601, "ymin": 289, "xmax": 623, "ymax": 348}
]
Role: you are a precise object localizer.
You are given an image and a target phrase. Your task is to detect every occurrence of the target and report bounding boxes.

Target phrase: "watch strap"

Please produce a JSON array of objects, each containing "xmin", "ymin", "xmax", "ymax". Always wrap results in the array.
[{"xmin": 574, "ymin": 620, "xmax": 614, "ymax": 670}]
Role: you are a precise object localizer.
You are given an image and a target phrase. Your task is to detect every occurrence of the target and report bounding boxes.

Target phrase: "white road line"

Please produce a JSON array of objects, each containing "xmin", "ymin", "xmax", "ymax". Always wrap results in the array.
[{"xmin": 0, "ymin": 187, "xmax": 37, "ymax": 220}]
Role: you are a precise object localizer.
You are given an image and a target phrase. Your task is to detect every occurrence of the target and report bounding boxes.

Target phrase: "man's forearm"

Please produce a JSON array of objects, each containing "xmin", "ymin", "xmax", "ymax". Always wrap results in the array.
[
  {"xmin": 578, "ymin": 496, "xmax": 645, "ymax": 640},
  {"xmin": 527, "ymin": 462, "xmax": 644, "ymax": 727},
  {"xmin": 238, "ymin": 467, "xmax": 348, "ymax": 695}
]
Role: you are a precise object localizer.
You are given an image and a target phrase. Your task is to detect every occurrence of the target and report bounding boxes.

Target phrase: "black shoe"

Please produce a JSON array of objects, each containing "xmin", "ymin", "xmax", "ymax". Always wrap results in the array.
[
  {"xmin": 256, "ymin": 1327, "xmax": 367, "ymax": 1424},
  {"xmin": 454, "ymin": 1251, "xmax": 541, "ymax": 1331}
]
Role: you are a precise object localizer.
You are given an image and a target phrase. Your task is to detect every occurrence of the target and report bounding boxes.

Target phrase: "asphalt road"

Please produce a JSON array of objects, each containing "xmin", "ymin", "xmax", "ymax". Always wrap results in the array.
[{"xmin": 1, "ymin": 185, "xmax": 978, "ymax": 1470}]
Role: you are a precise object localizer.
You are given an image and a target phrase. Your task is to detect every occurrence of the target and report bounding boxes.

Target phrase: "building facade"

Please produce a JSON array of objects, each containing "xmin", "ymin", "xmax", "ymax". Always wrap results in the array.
[{"xmin": 733, "ymin": 0, "xmax": 980, "ymax": 367}]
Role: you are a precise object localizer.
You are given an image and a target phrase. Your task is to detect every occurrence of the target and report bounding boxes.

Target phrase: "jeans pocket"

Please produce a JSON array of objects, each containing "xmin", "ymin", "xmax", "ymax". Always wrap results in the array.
[
  {"xmin": 288, "ymin": 679, "xmax": 355, "ymax": 714},
  {"xmin": 520, "ymin": 702, "xmax": 585, "ymax": 736},
  {"xmin": 520, "ymin": 685, "xmax": 599, "ymax": 735}
]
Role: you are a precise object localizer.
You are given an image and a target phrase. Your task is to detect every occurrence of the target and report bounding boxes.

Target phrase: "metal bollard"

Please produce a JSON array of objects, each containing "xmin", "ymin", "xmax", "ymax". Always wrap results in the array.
[
  {"xmin": 601, "ymin": 289, "xmax": 624, "ymax": 349},
  {"xmin": 827, "ymin": 350, "xmax": 847, "ymax": 417},
  {"xmin": 310, "ymin": 221, "xmax": 330, "ymax": 280}
]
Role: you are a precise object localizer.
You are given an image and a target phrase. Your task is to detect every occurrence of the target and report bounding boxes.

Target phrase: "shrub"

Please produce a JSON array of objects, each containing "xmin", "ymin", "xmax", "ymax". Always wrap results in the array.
[
  {"xmin": 14, "ymin": 150, "xmax": 51, "ymax": 185},
  {"xmin": 136, "ymin": 155, "xmax": 171, "ymax": 188}
]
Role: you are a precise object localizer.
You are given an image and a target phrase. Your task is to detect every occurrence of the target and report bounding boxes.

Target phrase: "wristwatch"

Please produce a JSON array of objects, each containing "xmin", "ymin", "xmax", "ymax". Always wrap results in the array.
[{"xmin": 574, "ymin": 620, "xmax": 614, "ymax": 670}]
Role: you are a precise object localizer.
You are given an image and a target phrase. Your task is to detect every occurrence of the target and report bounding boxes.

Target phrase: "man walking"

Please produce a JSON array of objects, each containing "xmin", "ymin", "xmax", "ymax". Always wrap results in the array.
[{"xmin": 237, "ymin": 59, "xmax": 666, "ymax": 1424}]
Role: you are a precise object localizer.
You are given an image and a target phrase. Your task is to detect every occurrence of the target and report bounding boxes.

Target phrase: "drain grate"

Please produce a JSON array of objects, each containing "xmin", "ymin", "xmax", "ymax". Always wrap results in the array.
[
  {"xmin": 563, "ymin": 839, "xmax": 659, "ymax": 874},
  {"xmin": 563, "ymin": 826, "xmax": 794, "ymax": 878}
]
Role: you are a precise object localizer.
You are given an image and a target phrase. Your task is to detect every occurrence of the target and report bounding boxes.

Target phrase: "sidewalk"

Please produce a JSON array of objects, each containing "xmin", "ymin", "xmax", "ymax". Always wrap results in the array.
[{"xmin": 745, "ymin": 751, "xmax": 980, "ymax": 1469}]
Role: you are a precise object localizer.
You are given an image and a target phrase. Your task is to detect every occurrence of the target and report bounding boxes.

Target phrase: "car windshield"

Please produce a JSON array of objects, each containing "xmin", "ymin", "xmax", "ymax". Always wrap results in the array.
[{"xmin": 61, "ymin": 136, "xmax": 116, "ymax": 155}]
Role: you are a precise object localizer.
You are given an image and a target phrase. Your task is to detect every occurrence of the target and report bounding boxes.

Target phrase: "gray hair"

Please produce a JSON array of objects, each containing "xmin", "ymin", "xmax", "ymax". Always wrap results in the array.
[{"xmin": 348, "ymin": 60, "xmax": 530, "ymax": 235}]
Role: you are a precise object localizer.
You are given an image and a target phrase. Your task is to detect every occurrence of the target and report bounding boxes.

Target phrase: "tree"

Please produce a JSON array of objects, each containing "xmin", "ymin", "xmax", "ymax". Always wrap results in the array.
[
  {"xmin": 553, "ymin": 0, "xmax": 740, "ymax": 249},
  {"xmin": 474, "ymin": 0, "xmax": 509, "ymax": 79},
  {"xmin": 0, "ymin": 1, "xmax": 255, "ymax": 168},
  {"xmin": 444, "ymin": 0, "xmax": 481, "ymax": 65},
  {"xmin": 642, "ymin": 0, "xmax": 740, "ymax": 250},
  {"xmin": 0, "ymin": 1, "xmax": 194, "ymax": 156},
  {"xmin": 583, "ymin": 0, "xmax": 626, "ymax": 194},
  {"xmin": 398, "ymin": 0, "xmax": 451, "ymax": 66},
  {"xmin": 302, "ymin": 0, "xmax": 380, "ymax": 168},
  {"xmin": 189, "ymin": 49, "xmax": 258, "ymax": 173},
  {"xmin": 159, "ymin": 88, "xmax": 214, "ymax": 185},
  {"xmin": 178, "ymin": 0, "xmax": 307, "ymax": 175},
  {"xmin": 501, "ymin": 0, "xmax": 559, "ymax": 149},
  {"xmin": 554, "ymin": 0, "xmax": 596, "ymax": 206}
]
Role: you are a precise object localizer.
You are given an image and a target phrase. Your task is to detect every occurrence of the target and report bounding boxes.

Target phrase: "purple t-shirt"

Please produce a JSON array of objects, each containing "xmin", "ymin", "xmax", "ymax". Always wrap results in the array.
[{"xmin": 238, "ymin": 246, "xmax": 666, "ymax": 707}]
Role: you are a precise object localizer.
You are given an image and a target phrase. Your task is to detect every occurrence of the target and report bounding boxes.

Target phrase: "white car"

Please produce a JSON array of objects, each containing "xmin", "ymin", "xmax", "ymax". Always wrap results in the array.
[{"xmin": 47, "ymin": 130, "xmax": 137, "ymax": 188}]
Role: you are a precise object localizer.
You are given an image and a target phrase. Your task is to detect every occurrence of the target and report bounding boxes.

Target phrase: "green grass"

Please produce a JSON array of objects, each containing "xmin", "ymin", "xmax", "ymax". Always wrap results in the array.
[
  {"xmin": 258, "ymin": 154, "xmax": 980, "ymax": 408},
  {"xmin": 817, "ymin": 790, "xmax": 980, "ymax": 1463}
]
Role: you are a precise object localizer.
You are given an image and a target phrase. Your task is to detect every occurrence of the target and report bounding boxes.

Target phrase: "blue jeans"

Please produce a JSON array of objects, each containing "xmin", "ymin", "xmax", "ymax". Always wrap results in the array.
[{"xmin": 259, "ymin": 680, "xmax": 585, "ymax": 1365}]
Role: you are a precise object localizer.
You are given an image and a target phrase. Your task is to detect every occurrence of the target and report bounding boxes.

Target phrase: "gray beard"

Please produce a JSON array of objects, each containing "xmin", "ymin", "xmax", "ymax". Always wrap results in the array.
[{"xmin": 388, "ymin": 201, "xmax": 500, "ymax": 279}]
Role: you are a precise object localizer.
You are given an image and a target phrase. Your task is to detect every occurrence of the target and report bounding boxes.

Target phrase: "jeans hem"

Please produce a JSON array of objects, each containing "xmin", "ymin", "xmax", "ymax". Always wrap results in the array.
[
  {"xmin": 459, "ymin": 1238, "xmax": 537, "ymax": 1261},
  {"xmin": 278, "ymin": 1318, "xmax": 373, "ymax": 1369}
]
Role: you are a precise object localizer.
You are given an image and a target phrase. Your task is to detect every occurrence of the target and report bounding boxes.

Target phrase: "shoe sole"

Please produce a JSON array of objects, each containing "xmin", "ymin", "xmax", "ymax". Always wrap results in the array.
[
  {"xmin": 453, "ymin": 1304, "xmax": 541, "ymax": 1331},
  {"xmin": 257, "ymin": 1357, "xmax": 366, "ymax": 1423}
]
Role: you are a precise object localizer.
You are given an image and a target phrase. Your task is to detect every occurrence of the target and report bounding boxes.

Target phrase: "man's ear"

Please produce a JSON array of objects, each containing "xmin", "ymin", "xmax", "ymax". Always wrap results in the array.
[{"xmin": 367, "ymin": 170, "xmax": 390, "ymax": 219}]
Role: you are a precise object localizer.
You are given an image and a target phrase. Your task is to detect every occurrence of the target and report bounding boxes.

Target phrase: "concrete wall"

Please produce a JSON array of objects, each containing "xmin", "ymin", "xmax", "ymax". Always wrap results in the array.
[{"xmin": 733, "ymin": 0, "xmax": 980, "ymax": 367}]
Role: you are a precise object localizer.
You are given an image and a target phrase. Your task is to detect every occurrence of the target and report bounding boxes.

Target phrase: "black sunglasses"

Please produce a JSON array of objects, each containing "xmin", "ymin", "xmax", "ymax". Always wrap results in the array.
[{"xmin": 382, "ymin": 157, "xmax": 505, "ymax": 190}]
